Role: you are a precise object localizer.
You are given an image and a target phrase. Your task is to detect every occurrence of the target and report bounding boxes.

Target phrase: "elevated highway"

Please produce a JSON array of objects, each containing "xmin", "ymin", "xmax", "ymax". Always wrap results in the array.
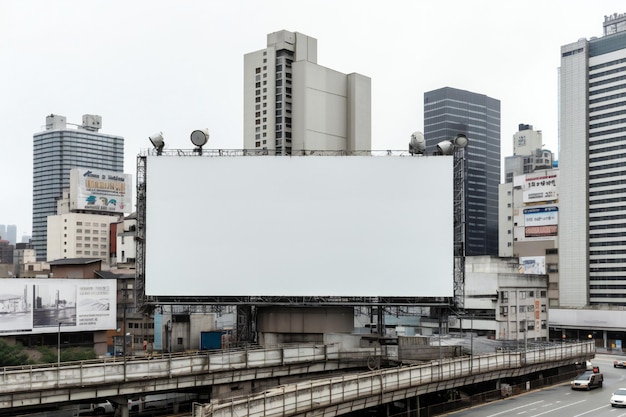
[
  {"xmin": 0, "ymin": 344, "xmax": 367, "ymax": 416},
  {"xmin": 194, "ymin": 341, "xmax": 596, "ymax": 417},
  {"xmin": 0, "ymin": 341, "xmax": 594, "ymax": 417}
]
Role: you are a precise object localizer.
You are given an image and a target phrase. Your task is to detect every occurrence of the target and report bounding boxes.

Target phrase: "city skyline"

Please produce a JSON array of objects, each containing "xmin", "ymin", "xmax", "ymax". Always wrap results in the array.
[{"xmin": 1, "ymin": 1, "xmax": 624, "ymax": 235}]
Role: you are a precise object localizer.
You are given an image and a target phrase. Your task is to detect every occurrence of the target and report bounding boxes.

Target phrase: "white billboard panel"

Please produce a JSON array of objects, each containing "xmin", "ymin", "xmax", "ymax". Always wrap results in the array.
[
  {"xmin": 145, "ymin": 155, "xmax": 453, "ymax": 298},
  {"xmin": 70, "ymin": 168, "xmax": 132, "ymax": 213},
  {"xmin": 524, "ymin": 207, "xmax": 558, "ymax": 227},
  {"xmin": 517, "ymin": 172, "xmax": 558, "ymax": 203},
  {"xmin": 0, "ymin": 278, "xmax": 116, "ymax": 335},
  {"xmin": 519, "ymin": 256, "xmax": 546, "ymax": 274}
]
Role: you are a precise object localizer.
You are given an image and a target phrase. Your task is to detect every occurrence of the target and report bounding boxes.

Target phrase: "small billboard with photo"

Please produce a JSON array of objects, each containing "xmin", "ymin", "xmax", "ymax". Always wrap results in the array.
[
  {"xmin": 0, "ymin": 278, "xmax": 116, "ymax": 335},
  {"xmin": 519, "ymin": 256, "xmax": 546, "ymax": 275}
]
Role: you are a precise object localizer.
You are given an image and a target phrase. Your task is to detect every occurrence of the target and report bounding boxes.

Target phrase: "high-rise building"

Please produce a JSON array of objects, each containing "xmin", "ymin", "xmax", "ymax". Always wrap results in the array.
[
  {"xmin": 559, "ymin": 13, "xmax": 626, "ymax": 307},
  {"xmin": 424, "ymin": 87, "xmax": 501, "ymax": 256},
  {"xmin": 0, "ymin": 237, "xmax": 13, "ymax": 265},
  {"xmin": 0, "ymin": 225, "xmax": 17, "ymax": 246},
  {"xmin": 243, "ymin": 30, "xmax": 371, "ymax": 153},
  {"xmin": 503, "ymin": 124, "xmax": 554, "ymax": 184},
  {"xmin": 32, "ymin": 114, "xmax": 124, "ymax": 261},
  {"xmin": 499, "ymin": 124, "xmax": 557, "ymax": 259}
]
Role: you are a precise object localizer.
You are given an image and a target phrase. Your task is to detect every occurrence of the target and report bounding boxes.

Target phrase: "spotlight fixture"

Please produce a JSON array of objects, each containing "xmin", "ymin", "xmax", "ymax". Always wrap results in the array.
[
  {"xmin": 149, "ymin": 132, "xmax": 165, "ymax": 155},
  {"xmin": 190, "ymin": 129, "xmax": 209, "ymax": 147},
  {"xmin": 436, "ymin": 140, "xmax": 454, "ymax": 155},
  {"xmin": 408, "ymin": 131, "xmax": 426, "ymax": 155},
  {"xmin": 190, "ymin": 129, "xmax": 210, "ymax": 155},
  {"xmin": 452, "ymin": 134, "xmax": 468, "ymax": 148},
  {"xmin": 436, "ymin": 134, "xmax": 468, "ymax": 155}
]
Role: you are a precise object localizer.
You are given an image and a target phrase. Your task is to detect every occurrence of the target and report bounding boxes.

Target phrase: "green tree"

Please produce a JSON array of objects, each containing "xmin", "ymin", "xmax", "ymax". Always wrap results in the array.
[
  {"xmin": 0, "ymin": 340, "xmax": 30, "ymax": 367},
  {"xmin": 37, "ymin": 345, "xmax": 96, "ymax": 363}
]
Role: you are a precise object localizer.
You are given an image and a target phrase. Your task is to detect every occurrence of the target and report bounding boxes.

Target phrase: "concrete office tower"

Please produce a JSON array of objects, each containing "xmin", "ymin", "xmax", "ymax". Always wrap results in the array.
[
  {"xmin": 504, "ymin": 124, "xmax": 554, "ymax": 184},
  {"xmin": 243, "ymin": 30, "xmax": 371, "ymax": 154},
  {"xmin": 32, "ymin": 114, "xmax": 124, "ymax": 261},
  {"xmin": 499, "ymin": 124, "xmax": 556, "ymax": 260},
  {"xmin": 559, "ymin": 14, "xmax": 626, "ymax": 307},
  {"xmin": 424, "ymin": 87, "xmax": 501, "ymax": 256},
  {"xmin": 47, "ymin": 212, "xmax": 119, "ymax": 264},
  {"xmin": 513, "ymin": 124, "xmax": 544, "ymax": 156}
]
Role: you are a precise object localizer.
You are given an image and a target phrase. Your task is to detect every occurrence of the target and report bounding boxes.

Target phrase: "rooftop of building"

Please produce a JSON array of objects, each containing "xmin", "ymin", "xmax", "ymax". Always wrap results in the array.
[{"xmin": 48, "ymin": 258, "xmax": 102, "ymax": 266}]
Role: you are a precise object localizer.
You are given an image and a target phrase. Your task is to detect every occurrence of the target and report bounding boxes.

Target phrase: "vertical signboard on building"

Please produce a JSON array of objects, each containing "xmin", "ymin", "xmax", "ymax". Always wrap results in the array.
[{"xmin": 534, "ymin": 298, "xmax": 541, "ymax": 334}]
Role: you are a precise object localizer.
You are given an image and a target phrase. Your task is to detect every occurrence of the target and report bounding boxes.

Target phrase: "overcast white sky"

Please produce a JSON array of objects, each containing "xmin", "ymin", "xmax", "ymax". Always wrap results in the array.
[{"xmin": 1, "ymin": 1, "xmax": 623, "ymax": 238}]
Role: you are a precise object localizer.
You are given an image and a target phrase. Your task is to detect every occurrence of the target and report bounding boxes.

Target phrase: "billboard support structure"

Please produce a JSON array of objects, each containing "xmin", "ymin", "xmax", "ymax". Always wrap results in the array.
[
  {"xmin": 236, "ymin": 305, "xmax": 256, "ymax": 343},
  {"xmin": 453, "ymin": 145, "xmax": 467, "ymax": 311},
  {"xmin": 136, "ymin": 154, "xmax": 148, "ymax": 312}
]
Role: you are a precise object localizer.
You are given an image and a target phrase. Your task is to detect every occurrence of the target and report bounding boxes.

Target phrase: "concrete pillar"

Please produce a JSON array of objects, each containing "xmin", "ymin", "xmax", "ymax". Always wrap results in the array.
[{"xmin": 117, "ymin": 402, "xmax": 129, "ymax": 417}]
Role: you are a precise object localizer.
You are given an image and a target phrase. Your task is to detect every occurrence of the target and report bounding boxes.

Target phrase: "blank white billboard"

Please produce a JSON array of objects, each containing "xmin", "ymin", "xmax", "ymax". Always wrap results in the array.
[{"xmin": 145, "ymin": 155, "xmax": 453, "ymax": 298}]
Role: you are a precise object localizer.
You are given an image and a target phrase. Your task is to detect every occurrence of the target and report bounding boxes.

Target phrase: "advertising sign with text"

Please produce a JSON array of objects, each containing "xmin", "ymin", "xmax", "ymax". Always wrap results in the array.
[
  {"xmin": 70, "ymin": 168, "xmax": 132, "ymax": 213},
  {"xmin": 521, "ymin": 172, "xmax": 558, "ymax": 203},
  {"xmin": 519, "ymin": 256, "xmax": 546, "ymax": 274}
]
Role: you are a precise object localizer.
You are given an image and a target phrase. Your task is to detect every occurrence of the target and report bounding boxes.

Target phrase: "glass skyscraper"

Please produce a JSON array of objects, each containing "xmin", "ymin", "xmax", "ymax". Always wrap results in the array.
[
  {"xmin": 424, "ymin": 87, "xmax": 501, "ymax": 256},
  {"xmin": 32, "ymin": 114, "xmax": 124, "ymax": 261}
]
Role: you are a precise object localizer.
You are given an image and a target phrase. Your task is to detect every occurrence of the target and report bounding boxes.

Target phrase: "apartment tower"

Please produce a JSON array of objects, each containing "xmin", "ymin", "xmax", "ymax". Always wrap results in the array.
[
  {"xmin": 424, "ymin": 87, "xmax": 501, "ymax": 256},
  {"xmin": 32, "ymin": 114, "xmax": 124, "ymax": 261},
  {"xmin": 243, "ymin": 30, "xmax": 371, "ymax": 153}
]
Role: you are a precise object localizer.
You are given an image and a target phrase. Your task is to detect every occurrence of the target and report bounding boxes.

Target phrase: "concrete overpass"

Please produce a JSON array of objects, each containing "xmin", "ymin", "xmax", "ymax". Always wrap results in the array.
[
  {"xmin": 0, "ymin": 341, "xmax": 594, "ymax": 416},
  {"xmin": 194, "ymin": 340, "xmax": 596, "ymax": 417},
  {"xmin": 0, "ymin": 344, "xmax": 367, "ymax": 416}
]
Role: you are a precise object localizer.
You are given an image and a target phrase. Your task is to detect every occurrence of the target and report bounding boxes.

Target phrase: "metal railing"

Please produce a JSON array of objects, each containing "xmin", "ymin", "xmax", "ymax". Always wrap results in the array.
[
  {"xmin": 0, "ymin": 344, "xmax": 342, "ymax": 394},
  {"xmin": 140, "ymin": 148, "xmax": 431, "ymax": 158}
]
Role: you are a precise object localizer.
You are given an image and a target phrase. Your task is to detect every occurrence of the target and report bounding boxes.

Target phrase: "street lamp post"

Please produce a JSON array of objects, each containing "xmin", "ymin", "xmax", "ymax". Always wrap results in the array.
[
  {"xmin": 521, "ymin": 316, "xmax": 528, "ymax": 352},
  {"xmin": 57, "ymin": 321, "xmax": 61, "ymax": 367},
  {"xmin": 122, "ymin": 284, "xmax": 127, "ymax": 380},
  {"xmin": 470, "ymin": 315, "xmax": 474, "ymax": 357}
]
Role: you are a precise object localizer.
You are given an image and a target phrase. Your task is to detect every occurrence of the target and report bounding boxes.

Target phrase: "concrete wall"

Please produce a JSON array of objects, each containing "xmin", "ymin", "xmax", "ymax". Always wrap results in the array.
[
  {"xmin": 292, "ymin": 61, "xmax": 349, "ymax": 151},
  {"xmin": 50, "ymin": 262, "xmax": 101, "ymax": 278},
  {"xmin": 347, "ymin": 72, "xmax": 371, "ymax": 152},
  {"xmin": 257, "ymin": 306, "xmax": 353, "ymax": 346},
  {"xmin": 93, "ymin": 330, "xmax": 108, "ymax": 357},
  {"xmin": 189, "ymin": 313, "xmax": 217, "ymax": 350},
  {"xmin": 257, "ymin": 306, "xmax": 353, "ymax": 333}
]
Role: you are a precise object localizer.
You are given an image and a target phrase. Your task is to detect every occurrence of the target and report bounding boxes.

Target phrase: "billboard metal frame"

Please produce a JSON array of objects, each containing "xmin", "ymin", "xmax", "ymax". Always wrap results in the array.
[{"xmin": 135, "ymin": 150, "xmax": 454, "ymax": 309}]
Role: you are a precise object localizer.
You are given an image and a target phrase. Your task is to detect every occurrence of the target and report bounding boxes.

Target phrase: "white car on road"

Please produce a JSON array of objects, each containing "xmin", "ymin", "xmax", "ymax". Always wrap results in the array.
[{"xmin": 611, "ymin": 388, "xmax": 626, "ymax": 407}]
